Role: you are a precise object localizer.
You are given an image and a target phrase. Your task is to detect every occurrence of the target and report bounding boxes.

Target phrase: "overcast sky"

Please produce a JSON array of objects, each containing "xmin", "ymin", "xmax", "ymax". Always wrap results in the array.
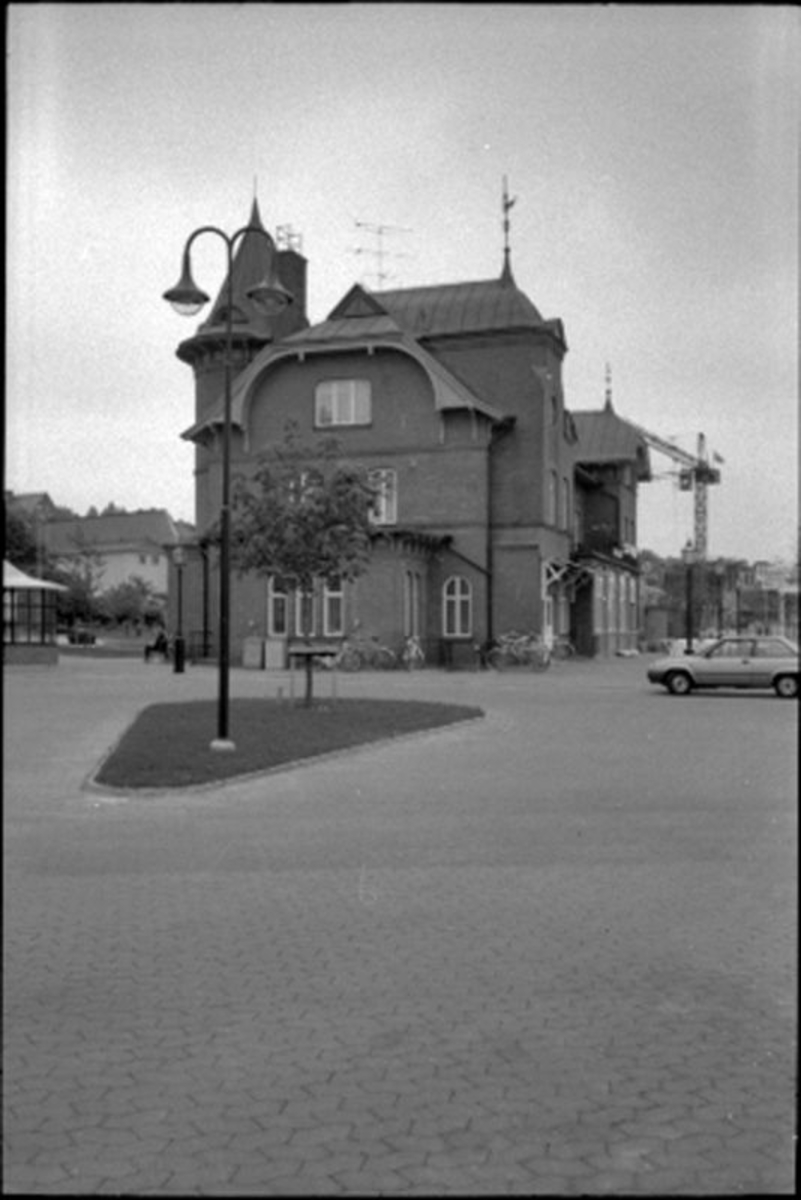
[{"xmin": 7, "ymin": 3, "xmax": 798, "ymax": 562}]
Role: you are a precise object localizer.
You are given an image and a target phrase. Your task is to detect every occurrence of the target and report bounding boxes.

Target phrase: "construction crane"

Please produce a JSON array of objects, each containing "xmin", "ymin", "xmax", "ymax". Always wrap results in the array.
[
  {"xmin": 631, "ymin": 425, "xmax": 723, "ymax": 560},
  {"xmin": 602, "ymin": 369, "xmax": 722, "ymax": 560}
]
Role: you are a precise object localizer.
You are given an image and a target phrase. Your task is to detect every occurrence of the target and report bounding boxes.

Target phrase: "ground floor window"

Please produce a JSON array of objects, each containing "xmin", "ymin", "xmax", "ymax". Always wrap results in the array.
[
  {"xmin": 268, "ymin": 576, "xmax": 345, "ymax": 639},
  {"xmin": 268, "ymin": 577, "xmax": 289, "ymax": 638},
  {"xmin": 443, "ymin": 576, "xmax": 472, "ymax": 637},
  {"xmin": 323, "ymin": 578, "xmax": 344, "ymax": 637}
]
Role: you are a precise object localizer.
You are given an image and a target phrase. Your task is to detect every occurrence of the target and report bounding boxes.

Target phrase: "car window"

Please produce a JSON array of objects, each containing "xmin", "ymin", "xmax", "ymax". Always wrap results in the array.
[
  {"xmin": 753, "ymin": 639, "xmax": 796, "ymax": 658},
  {"xmin": 707, "ymin": 640, "xmax": 752, "ymax": 658}
]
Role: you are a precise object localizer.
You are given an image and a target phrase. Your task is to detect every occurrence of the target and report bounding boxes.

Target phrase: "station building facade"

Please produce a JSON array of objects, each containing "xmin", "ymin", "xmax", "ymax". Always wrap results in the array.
[{"xmin": 170, "ymin": 202, "xmax": 650, "ymax": 665}]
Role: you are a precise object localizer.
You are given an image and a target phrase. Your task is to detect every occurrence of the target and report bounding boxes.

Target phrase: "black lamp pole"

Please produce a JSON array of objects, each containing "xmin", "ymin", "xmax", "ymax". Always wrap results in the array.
[
  {"xmin": 682, "ymin": 542, "xmax": 696, "ymax": 655},
  {"xmin": 164, "ymin": 223, "xmax": 292, "ymax": 750}
]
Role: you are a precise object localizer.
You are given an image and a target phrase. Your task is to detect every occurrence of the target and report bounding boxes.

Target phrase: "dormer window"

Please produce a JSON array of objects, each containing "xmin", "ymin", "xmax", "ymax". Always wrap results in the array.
[{"xmin": 315, "ymin": 379, "xmax": 371, "ymax": 427}]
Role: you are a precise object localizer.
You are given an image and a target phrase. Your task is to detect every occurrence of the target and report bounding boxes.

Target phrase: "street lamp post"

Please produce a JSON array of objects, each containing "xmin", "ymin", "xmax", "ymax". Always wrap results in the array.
[
  {"xmin": 682, "ymin": 540, "xmax": 697, "ymax": 655},
  {"xmin": 164, "ymin": 222, "xmax": 292, "ymax": 750},
  {"xmin": 172, "ymin": 544, "xmax": 186, "ymax": 674}
]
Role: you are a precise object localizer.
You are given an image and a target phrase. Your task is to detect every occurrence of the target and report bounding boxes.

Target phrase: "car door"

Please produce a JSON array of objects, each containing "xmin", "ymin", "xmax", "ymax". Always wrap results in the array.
[
  {"xmin": 750, "ymin": 637, "xmax": 796, "ymax": 687},
  {"xmin": 696, "ymin": 638, "xmax": 755, "ymax": 686}
]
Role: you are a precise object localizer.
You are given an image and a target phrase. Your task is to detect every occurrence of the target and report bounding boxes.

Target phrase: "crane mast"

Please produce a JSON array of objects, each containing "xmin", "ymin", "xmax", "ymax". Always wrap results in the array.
[{"xmin": 630, "ymin": 425, "xmax": 722, "ymax": 560}]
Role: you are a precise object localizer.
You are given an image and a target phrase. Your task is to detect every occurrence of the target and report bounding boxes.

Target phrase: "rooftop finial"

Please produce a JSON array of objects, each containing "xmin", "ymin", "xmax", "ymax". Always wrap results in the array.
[
  {"xmin": 501, "ymin": 175, "xmax": 516, "ymax": 284},
  {"xmin": 604, "ymin": 362, "xmax": 614, "ymax": 412}
]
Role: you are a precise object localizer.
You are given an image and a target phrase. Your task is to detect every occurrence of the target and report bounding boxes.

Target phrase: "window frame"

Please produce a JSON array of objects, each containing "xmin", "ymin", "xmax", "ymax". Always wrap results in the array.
[
  {"xmin": 442, "ymin": 575, "xmax": 472, "ymax": 638},
  {"xmin": 314, "ymin": 379, "xmax": 372, "ymax": 428},
  {"xmin": 323, "ymin": 578, "xmax": 344, "ymax": 637},
  {"xmin": 267, "ymin": 576, "xmax": 289, "ymax": 638}
]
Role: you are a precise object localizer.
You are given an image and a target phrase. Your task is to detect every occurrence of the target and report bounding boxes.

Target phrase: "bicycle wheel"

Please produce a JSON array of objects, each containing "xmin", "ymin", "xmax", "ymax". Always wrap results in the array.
[
  {"xmin": 529, "ymin": 647, "xmax": 551, "ymax": 671},
  {"xmin": 376, "ymin": 646, "xmax": 397, "ymax": 669},
  {"xmin": 552, "ymin": 639, "xmax": 574, "ymax": 660},
  {"xmin": 338, "ymin": 647, "xmax": 363, "ymax": 672},
  {"xmin": 487, "ymin": 647, "xmax": 506, "ymax": 671}
]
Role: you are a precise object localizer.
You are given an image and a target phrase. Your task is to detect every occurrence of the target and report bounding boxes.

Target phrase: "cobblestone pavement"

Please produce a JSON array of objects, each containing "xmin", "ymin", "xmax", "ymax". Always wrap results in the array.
[{"xmin": 3, "ymin": 656, "xmax": 796, "ymax": 1194}]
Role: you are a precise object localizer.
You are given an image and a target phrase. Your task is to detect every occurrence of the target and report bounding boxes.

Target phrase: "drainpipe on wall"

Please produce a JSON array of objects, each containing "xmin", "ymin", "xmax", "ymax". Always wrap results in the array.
[{"xmin": 486, "ymin": 417, "xmax": 516, "ymax": 643}]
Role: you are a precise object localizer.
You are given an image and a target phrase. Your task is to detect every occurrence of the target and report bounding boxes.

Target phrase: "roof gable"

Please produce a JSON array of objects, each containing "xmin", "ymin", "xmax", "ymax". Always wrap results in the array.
[{"xmin": 327, "ymin": 285, "xmax": 389, "ymax": 320}]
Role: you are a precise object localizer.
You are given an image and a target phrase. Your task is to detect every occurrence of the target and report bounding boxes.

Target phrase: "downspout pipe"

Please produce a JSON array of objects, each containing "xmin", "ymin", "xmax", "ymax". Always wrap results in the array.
[{"xmin": 486, "ymin": 416, "xmax": 516, "ymax": 643}]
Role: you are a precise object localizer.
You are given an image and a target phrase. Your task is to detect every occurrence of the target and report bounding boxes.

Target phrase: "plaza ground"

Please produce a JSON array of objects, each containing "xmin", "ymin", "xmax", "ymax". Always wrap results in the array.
[{"xmin": 3, "ymin": 654, "xmax": 796, "ymax": 1195}]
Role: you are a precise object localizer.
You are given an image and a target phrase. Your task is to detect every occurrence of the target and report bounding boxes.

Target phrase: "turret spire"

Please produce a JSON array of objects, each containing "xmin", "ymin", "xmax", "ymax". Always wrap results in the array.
[{"xmin": 604, "ymin": 362, "xmax": 614, "ymax": 412}]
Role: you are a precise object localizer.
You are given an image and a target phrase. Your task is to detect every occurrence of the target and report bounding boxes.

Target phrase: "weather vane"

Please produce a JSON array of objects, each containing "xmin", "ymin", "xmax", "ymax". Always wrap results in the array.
[{"xmin": 502, "ymin": 175, "xmax": 516, "ymax": 280}]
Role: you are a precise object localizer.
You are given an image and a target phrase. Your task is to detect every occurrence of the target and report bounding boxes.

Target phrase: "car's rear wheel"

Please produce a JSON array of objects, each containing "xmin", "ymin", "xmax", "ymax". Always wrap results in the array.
[
  {"xmin": 666, "ymin": 670, "xmax": 692, "ymax": 695},
  {"xmin": 774, "ymin": 674, "xmax": 798, "ymax": 699}
]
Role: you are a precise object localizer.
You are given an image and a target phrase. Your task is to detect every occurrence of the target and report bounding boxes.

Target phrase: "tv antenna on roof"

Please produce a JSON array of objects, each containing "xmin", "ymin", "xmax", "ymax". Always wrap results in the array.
[{"xmin": 351, "ymin": 221, "xmax": 412, "ymax": 290}]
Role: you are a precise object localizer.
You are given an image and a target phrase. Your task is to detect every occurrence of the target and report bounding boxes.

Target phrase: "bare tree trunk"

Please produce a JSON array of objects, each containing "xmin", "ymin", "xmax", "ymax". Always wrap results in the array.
[{"xmin": 301, "ymin": 587, "xmax": 314, "ymax": 707}]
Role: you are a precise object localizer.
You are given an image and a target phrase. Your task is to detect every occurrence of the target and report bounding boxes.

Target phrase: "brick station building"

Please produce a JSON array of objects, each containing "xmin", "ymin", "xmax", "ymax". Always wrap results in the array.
[{"xmin": 170, "ymin": 201, "xmax": 650, "ymax": 666}]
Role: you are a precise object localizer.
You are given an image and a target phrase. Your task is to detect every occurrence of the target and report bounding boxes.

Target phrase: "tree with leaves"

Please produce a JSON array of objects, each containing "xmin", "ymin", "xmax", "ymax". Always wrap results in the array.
[
  {"xmin": 5, "ymin": 508, "xmax": 42, "ymax": 574},
  {"xmin": 98, "ymin": 576, "xmax": 161, "ymax": 628},
  {"xmin": 230, "ymin": 425, "xmax": 376, "ymax": 705}
]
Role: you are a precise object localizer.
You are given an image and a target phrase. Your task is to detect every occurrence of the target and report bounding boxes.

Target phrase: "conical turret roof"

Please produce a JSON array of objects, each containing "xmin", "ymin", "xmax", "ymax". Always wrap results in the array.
[{"xmin": 199, "ymin": 199, "xmax": 288, "ymax": 338}]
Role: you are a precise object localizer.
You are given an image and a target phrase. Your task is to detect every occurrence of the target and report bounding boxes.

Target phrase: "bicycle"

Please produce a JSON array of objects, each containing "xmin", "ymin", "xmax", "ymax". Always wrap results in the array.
[
  {"xmin": 551, "ymin": 636, "xmax": 575, "ymax": 661},
  {"xmin": 486, "ymin": 631, "xmax": 551, "ymax": 671},
  {"xmin": 327, "ymin": 635, "xmax": 398, "ymax": 671},
  {"xmin": 400, "ymin": 634, "xmax": 426, "ymax": 670}
]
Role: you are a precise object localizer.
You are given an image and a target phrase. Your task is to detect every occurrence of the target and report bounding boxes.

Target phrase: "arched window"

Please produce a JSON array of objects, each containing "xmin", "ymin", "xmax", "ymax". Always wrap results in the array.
[{"xmin": 443, "ymin": 576, "xmax": 472, "ymax": 638}]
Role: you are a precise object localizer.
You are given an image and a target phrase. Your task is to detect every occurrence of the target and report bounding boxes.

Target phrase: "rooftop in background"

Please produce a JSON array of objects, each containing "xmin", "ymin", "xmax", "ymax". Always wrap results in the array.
[{"xmin": 42, "ymin": 509, "xmax": 189, "ymax": 555}]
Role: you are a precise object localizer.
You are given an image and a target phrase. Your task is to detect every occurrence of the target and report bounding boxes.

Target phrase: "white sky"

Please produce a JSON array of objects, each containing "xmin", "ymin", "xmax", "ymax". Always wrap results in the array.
[{"xmin": 6, "ymin": 3, "xmax": 799, "ymax": 562}]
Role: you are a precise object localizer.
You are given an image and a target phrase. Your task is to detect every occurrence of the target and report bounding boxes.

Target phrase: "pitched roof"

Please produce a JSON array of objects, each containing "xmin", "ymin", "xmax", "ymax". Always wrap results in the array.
[
  {"xmin": 43, "ymin": 510, "xmax": 182, "ymax": 556},
  {"xmin": 572, "ymin": 407, "xmax": 652, "ymax": 480},
  {"xmin": 374, "ymin": 278, "xmax": 545, "ymax": 338},
  {"xmin": 6, "ymin": 491, "xmax": 58, "ymax": 517}
]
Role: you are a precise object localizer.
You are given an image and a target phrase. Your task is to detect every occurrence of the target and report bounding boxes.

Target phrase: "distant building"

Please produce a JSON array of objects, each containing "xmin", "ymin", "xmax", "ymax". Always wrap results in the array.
[
  {"xmin": 42, "ymin": 509, "xmax": 186, "ymax": 595},
  {"xmin": 4, "ymin": 491, "xmax": 62, "ymax": 522}
]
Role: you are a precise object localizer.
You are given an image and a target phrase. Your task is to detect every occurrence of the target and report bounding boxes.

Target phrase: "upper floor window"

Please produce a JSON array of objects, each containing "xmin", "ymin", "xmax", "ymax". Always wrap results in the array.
[
  {"xmin": 369, "ymin": 468, "xmax": 397, "ymax": 526},
  {"xmin": 315, "ymin": 379, "xmax": 371, "ymax": 428},
  {"xmin": 443, "ymin": 576, "xmax": 472, "ymax": 638}
]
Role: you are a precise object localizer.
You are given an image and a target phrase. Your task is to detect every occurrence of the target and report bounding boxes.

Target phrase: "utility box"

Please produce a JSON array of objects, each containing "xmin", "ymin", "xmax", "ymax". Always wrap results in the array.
[
  {"xmin": 263, "ymin": 638, "xmax": 286, "ymax": 670},
  {"xmin": 242, "ymin": 636, "xmax": 265, "ymax": 669}
]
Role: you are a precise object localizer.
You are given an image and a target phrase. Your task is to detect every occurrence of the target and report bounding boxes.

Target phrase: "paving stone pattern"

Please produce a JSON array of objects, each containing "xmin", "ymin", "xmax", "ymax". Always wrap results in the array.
[{"xmin": 3, "ymin": 657, "xmax": 796, "ymax": 1194}]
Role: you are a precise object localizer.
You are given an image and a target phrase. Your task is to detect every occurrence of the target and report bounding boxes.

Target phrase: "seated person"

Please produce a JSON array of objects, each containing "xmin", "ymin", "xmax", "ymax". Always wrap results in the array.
[{"xmin": 144, "ymin": 628, "xmax": 170, "ymax": 662}]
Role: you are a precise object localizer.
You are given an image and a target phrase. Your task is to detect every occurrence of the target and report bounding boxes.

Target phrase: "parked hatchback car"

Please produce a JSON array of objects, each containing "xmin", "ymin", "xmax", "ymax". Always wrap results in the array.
[{"xmin": 647, "ymin": 635, "xmax": 799, "ymax": 698}]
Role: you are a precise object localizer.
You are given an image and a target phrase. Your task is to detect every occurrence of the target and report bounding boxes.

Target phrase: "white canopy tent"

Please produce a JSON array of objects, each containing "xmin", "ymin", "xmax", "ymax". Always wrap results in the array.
[{"xmin": 4, "ymin": 560, "xmax": 66, "ymax": 659}]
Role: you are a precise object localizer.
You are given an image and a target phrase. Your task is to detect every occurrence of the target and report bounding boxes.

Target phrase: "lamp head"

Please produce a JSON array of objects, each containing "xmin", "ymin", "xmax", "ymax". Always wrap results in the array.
[
  {"xmin": 163, "ymin": 249, "xmax": 209, "ymax": 316},
  {"xmin": 246, "ymin": 273, "xmax": 294, "ymax": 316}
]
